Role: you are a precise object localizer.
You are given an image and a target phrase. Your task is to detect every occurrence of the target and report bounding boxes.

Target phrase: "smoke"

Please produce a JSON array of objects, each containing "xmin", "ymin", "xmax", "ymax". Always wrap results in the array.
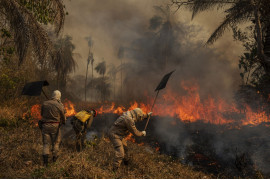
[{"xmin": 63, "ymin": 0, "xmax": 242, "ymax": 102}]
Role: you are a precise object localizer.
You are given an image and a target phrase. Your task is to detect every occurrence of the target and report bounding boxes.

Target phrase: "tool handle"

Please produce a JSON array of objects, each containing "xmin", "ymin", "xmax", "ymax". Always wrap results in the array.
[{"xmin": 144, "ymin": 90, "xmax": 159, "ymax": 131}]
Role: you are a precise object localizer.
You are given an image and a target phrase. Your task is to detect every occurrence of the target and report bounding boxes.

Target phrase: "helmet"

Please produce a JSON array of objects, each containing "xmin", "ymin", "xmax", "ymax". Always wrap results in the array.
[
  {"xmin": 91, "ymin": 109, "xmax": 97, "ymax": 117},
  {"xmin": 132, "ymin": 108, "xmax": 144, "ymax": 121},
  {"xmin": 52, "ymin": 90, "xmax": 61, "ymax": 100}
]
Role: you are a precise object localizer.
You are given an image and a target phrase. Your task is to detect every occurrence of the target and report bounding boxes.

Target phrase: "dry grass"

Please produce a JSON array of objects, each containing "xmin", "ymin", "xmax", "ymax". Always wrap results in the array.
[{"xmin": 0, "ymin": 122, "xmax": 212, "ymax": 179}]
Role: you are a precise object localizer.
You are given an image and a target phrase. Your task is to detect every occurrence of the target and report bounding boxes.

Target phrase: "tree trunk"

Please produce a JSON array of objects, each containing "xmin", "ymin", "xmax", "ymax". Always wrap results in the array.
[
  {"xmin": 252, "ymin": 0, "xmax": 270, "ymax": 73},
  {"xmin": 85, "ymin": 63, "xmax": 89, "ymax": 102},
  {"xmin": 264, "ymin": 23, "xmax": 270, "ymax": 59},
  {"xmin": 120, "ymin": 58, "xmax": 123, "ymax": 102}
]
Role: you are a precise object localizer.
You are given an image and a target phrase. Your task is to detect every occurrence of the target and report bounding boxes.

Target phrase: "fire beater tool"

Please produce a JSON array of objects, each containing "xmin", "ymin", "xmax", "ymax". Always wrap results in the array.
[
  {"xmin": 144, "ymin": 70, "xmax": 175, "ymax": 131},
  {"xmin": 21, "ymin": 80, "xmax": 49, "ymax": 100}
]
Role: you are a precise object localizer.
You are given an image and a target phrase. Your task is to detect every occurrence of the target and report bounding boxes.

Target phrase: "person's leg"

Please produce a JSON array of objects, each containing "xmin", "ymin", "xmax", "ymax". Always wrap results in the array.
[
  {"xmin": 122, "ymin": 139, "xmax": 129, "ymax": 165},
  {"xmin": 51, "ymin": 127, "xmax": 61, "ymax": 162},
  {"xmin": 42, "ymin": 132, "xmax": 50, "ymax": 167},
  {"xmin": 111, "ymin": 138, "xmax": 124, "ymax": 171}
]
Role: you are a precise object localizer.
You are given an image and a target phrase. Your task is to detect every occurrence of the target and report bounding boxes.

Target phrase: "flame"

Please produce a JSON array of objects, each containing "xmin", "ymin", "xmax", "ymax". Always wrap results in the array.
[
  {"xmin": 22, "ymin": 104, "xmax": 42, "ymax": 126},
  {"xmin": 23, "ymin": 100, "xmax": 77, "ymax": 126},
  {"xmin": 95, "ymin": 80, "xmax": 270, "ymax": 127},
  {"xmin": 64, "ymin": 100, "xmax": 76, "ymax": 116},
  {"xmin": 124, "ymin": 133, "xmax": 145, "ymax": 146},
  {"xmin": 125, "ymin": 133, "xmax": 136, "ymax": 143},
  {"xmin": 24, "ymin": 81, "xmax": 270, "ymax": 128}
]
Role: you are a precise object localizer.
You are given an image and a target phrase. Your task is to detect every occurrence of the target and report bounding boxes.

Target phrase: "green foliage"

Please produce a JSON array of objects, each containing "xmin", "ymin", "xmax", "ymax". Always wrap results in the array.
[
  {"xmin": 233, "ymin": 25, "xmax": 265, "ymax": 86},
  {"xmin": 0, "ymin": 28, "xmax": 15, "ymax": 63},
  {"xmin": 19, "ymin": 0, "xmax": 64, "ymax": 25},
  {"xmin": 0, "ymin": 72, "xmax": 22, "ymax": 100}
]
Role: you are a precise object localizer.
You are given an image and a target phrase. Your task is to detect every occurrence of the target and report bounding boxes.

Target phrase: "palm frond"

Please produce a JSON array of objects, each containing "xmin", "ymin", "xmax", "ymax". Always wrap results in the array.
[
  {"xmin": 0, "ymin": 0, "xmax": 65, "ymax": 65},
  {"xmin": 206, "ymin": 1, "xmax": 253, "ymax": 45},
  {"xmin": 191, "ymin": 0, "xmax": 237, "ymax": 19}
]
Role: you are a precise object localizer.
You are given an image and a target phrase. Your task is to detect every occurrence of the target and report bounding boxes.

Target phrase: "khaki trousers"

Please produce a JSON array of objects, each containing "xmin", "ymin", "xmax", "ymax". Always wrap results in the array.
[
  {"xmin": 109, "ymin": 135, "xmax": 129, "ymax": 168},
  {"xmin": 42, "ymin": 123, "xmax": 61, "ymax": 157}
]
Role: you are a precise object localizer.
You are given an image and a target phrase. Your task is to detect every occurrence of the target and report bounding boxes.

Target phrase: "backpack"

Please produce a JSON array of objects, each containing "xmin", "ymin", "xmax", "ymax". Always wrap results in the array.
[{"xmin": 74, "ymin": 110, "xmax": 92, "ymax": 123}]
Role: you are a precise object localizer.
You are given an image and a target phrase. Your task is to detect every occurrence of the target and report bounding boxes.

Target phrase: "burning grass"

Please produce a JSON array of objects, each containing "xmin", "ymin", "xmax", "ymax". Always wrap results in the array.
[{"xmin": 0, "ymin": 122, "xmax": 211, "ymax": 179}]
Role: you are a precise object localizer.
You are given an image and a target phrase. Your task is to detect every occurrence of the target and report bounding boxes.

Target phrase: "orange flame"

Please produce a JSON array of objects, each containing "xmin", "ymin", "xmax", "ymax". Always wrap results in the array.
[
  {"xmin": 95, "ymin": 81, "xmax": 270, "ymax": 127},
  {"xmin": 24, "ymin": 81, "xmax": 270, "ymax": 128},
  {"xmin": 64, "ymin": 100, "xmax": 76, "ymax": 116},
  {"xmin": 22, "ymin": 104, "xmax": 42, "ymax": 126},
  {"xmin": 125, "ymin": 133, "xmax": 136, "ymax": 143},
  {"xmin": 24, "ymin": 100, "xmax": 77, "ymax": 126}
]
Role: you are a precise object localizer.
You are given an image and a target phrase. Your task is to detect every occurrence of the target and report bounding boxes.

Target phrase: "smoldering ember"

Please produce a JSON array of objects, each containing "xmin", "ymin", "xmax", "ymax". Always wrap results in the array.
[{"xmin": 1, "ymin": 0, "xmax": 270, "ymax": 179}]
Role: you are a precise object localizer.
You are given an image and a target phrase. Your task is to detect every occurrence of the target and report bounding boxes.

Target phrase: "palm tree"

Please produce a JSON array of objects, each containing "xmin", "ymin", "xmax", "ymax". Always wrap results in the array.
[
  {"xmin": 84, "ymin": 36, "xmax": 94, "ymax": 101},
  {"xmin": 0, "ymin": 0, "xmax": 65, "ymax": 65},
  {"xmin": 52, "ymin": 35, "xmax": 77, "ymax": 90},
  {"xmin": 108, "ymin": 64, "xmax": 121, "ymax": 100},
  {"xmin": 118, "ymin": 47, "xmax": 124, "ymax": 101},
  {"xmin": 85, "ymin": 51, "xmax": 94, "ymax": 101},
  {"xmin": 152, "ymin": 5, "xmax": 174, "ymax": 70},
  {"xmin": 95, "ymin": 60, "xmax": 106, "ymax": 78},
  {"xmin": 87, "ymin": 76, "xmax": 111, "ymax": 102},
  {"xmin": 95, "ymin": 60, "xmax": 107, "ymax": 101},
  {"xmin": 172, "ymin": 0, "xmax": 270, "ymax": 73}
]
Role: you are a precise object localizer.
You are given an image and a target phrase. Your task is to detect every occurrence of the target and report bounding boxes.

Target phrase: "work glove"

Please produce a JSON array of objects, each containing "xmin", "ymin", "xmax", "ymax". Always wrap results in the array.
[
  {"xmin": 147, "ymin": 112, "xmax": 153, "ymax": 118},
  {"xmin": 142, "ymin": 131, "xmax": 146, "ymax": 136}
]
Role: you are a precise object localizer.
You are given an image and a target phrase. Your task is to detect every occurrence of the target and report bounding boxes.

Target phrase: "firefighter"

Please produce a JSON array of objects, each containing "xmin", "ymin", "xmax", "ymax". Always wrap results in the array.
[
  {"xmin": 40, "ymin": 90, "xmax": 66, "ymax": 167},
  {"xmin": 108, "ymin": 108, "xmax": 152, "ymax": 172},
  {"xmin": 71, "ymin": 109, "xmax": 97, "ymax": 152}
]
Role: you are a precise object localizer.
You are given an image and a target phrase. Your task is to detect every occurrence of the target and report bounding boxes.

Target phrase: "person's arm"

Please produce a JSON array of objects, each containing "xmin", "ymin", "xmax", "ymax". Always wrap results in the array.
[
  {"xmin": 85, "ymin": 116, "xmax": 93, "ymax": 129},
  {"xmin": 59, "ymin": 104, "xmax": 66, "ymax": 125},
  {"xmin": 126, "ymin": 118, "xmax": 144, "ymax": 137}
]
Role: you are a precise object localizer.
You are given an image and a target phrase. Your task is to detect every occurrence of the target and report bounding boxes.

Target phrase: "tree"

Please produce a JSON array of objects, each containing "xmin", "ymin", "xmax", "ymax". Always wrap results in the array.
[
  {"xmin": 95, "ymin": 60, "xmax": 107, "ymax": 101},
  {"xmin": 84, "ymin": 36, "xmax": 94, "ymax": 101},
  {"xmin": 95, "ymin": 60, "xmax": 106, "ymax": 78},
  {"xmin": 150, "ymin": 5, "xmax": 174, "ymax": 70},
  {"xmin": 87, "ymin": 77, "xmax": 111, "ymax": 102},
  {"xmin": 52, "ymin": 35, "xmax": 77, "ymax": 90},
  {"xmin": 0, "ymin": 0, "xmax": 65, "ymax": 65},
  {"xmin": 108, "ymin": 64, "xmax": 121, "ymax": 100},
  {"xmin": 172, "ymin": 0, "xmax": 270, "ymax": 93},
  {"xmin": 118, "ymin": 47, "xmax": 124, "ymax": 100}
]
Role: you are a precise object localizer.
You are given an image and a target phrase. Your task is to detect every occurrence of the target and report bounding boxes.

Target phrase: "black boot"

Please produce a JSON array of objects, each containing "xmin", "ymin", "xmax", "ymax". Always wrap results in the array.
[
  {"xmin": 43, "ymin": 155, "xmax": 49, "ymax": 167},
  {"xmin": 53, "ymin": 156, "xmax": 58, "ymax": 162}
]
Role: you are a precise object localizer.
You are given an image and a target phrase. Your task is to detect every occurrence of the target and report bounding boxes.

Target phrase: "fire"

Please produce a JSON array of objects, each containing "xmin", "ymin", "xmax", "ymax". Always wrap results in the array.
[
  {"xmin": 124, "ymin": 133, "xmax": 145, "ymax": 146},
  {"xmin": 24, "ymin": 81, "xmax": 270, "ymax": 128},
  {"xmin": 23, "ymin": 104, "xmax": 42, "ymax": 126},
  {"xmin": 23, "ymin": 100, "xmax": 77, "ymax": 125},
  {"xmin": 64, "ymin": 100, "xmax": 76, "ymax": 116},
  {"xmin": 125, "ymin": 133, "xmax": 136, "ymax": 143},
  {"xmin": 95, "ymin": 80, "xmax": 270, "ymax": 127}
]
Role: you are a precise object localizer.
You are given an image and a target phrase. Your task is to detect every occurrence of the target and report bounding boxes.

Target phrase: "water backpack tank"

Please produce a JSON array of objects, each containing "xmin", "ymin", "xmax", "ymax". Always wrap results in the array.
[{"xmin": 75, "ymin": 110, "xmax": 91, "ymax": 123}]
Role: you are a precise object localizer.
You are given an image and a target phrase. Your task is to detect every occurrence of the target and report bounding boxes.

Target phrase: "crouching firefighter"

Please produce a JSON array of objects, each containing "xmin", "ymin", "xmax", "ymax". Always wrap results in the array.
[
  {"xmin": 40, "ymin": 90, "xmax": 66, "ymax": 167},
  {"xmin": 71, "ymin": 109, "xmax": 97, "ymax": 152},
  {"xmin": 108, "ymin": 108, "xmax": 152, "ymax": 172}
]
